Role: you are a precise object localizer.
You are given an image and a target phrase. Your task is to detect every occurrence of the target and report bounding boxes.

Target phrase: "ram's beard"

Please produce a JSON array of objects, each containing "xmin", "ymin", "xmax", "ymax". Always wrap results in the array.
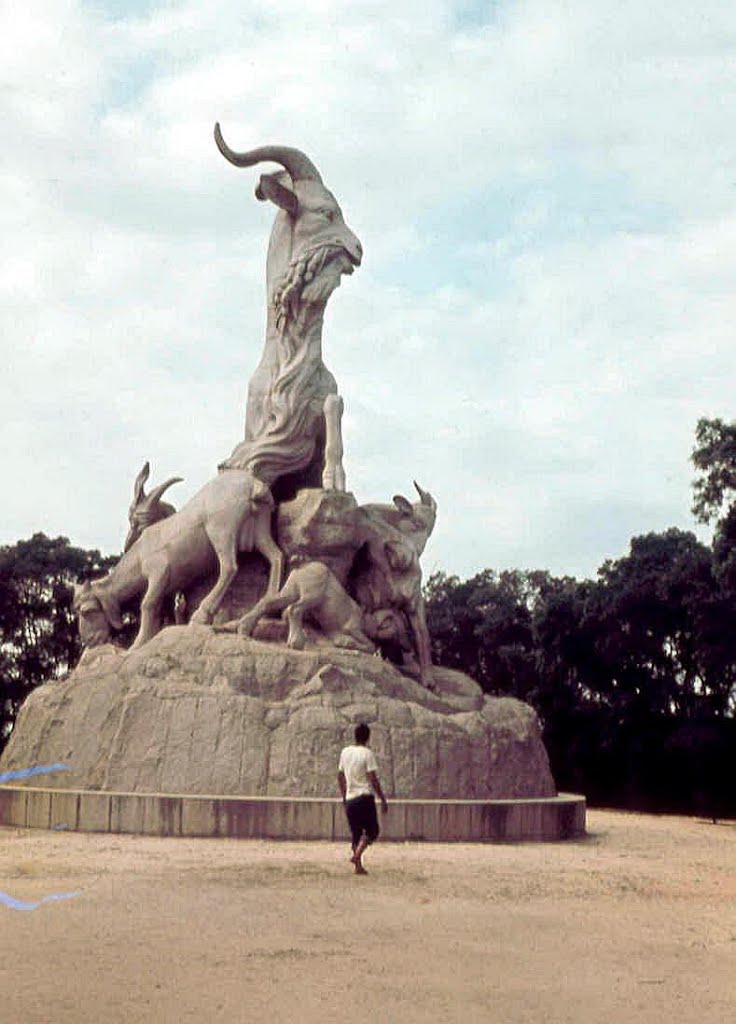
[{"xmin": 273, "ymin": 245, "xmax": 354, "ymax": 328}]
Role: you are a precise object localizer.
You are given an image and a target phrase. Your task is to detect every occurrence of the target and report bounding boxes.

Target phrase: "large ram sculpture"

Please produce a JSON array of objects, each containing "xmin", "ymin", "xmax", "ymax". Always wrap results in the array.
[{"xmin": 215, "ymin": 129, "xmax": 363, "ymax": 500}]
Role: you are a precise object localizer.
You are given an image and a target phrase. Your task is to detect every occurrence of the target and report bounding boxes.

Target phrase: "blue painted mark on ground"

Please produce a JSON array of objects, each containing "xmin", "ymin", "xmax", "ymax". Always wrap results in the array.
[
  {"xmin": 0, "ymin": 764, "xmax": 70, "ymax": 784},
  {"xmin": 0, "ymin": 890, "xmax": 81, "ymax": 911}
]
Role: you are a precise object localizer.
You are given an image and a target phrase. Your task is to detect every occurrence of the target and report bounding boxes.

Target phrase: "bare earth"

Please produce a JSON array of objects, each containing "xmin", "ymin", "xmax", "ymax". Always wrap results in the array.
[{"xmin": 1, "ymin": 810, "xmax": 734, "ymax": 1024}]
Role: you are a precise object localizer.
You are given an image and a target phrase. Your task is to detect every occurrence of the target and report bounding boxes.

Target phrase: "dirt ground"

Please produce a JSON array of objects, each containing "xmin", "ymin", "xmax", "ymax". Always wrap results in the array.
[{"xmin": 0, "ymin": 810, "xmax": 734, "ymax": 1024}]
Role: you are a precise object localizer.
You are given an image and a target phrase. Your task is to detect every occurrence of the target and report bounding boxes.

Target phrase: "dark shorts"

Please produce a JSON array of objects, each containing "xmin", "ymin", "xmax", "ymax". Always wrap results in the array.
[{"xmin": 345, "ymin": 793, "xmax": 380, "ymax": 848}]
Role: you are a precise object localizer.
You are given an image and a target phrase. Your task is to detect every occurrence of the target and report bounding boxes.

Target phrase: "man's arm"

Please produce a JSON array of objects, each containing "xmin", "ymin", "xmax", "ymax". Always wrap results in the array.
[
  {"xmin": 367, "ymin": 770, "xmax": 388, "ymax": 813},
  {"xmin": 337, "ymin": 769, "xmax": 347, "ymax": 802}
]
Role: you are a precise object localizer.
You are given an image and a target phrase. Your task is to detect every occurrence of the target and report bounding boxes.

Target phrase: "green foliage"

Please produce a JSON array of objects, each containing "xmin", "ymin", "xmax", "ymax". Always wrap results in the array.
[
  {"xmin": 424, "ymin": 522, "xmax": 736, "ymax": 813},
  {"xmin": 585, "ymin": 529, "xmax": 734, "ymax": 717},
  {"xmin": 0, "ymin": 533, "xmax": 115, "ymax": 748},
  {"xmin": 425, "ymin": 569, "xmax": 537, "ymax": 698},
  {"xmin": 691, "ymin": 417, "xmax": 736, "ymax": 524}
]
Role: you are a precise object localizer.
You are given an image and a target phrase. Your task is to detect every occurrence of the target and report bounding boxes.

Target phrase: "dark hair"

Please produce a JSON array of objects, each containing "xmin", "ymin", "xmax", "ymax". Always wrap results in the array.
[{"xmin": 355, "ymin": 723, "xmax": 370, "ymax": 744}]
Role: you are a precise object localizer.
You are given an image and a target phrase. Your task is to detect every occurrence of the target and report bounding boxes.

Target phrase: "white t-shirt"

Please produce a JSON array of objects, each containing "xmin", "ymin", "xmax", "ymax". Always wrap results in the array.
[{"xmin": 338, "ymin": 744, "xmax": 378, "ymax": 801}]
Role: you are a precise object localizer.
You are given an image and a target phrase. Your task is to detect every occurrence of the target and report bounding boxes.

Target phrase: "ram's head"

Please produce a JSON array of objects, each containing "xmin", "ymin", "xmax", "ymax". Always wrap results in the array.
[
  {"xmin": 72, "ymin": 581, "xmax": 112, "ymax": 648},
  {"xmin": 214, "ymin": 126, "xmax": 363, "ymax": 325}
]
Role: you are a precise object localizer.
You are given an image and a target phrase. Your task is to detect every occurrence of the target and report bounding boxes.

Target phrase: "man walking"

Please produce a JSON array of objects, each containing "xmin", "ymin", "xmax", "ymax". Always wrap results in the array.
[{"xmin": 337, "ymin": 723, "xmax": 388, "ymax": 875}]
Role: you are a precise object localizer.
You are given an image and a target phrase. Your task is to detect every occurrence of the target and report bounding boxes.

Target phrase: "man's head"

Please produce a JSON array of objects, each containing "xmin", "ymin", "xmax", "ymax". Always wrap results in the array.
[{"xmin": 354, "ymin": 723, "xmax": 370, "ymax": 745}]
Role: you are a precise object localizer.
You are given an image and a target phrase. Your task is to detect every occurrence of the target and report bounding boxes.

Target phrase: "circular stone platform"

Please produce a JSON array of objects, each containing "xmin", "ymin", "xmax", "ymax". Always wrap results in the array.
[
  {"xmin": 0, "ymin": 625, "xmax": 557, "ymax": 800},
  {"xmin": 0, "ymin": 786, "xmax": 586, "ymax": 842}
]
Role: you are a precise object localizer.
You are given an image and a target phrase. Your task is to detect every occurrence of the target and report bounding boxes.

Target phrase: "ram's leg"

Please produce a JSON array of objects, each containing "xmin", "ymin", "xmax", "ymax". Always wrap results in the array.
[
  {"xmin": 238, "ymin": 580, "xmax": 297, "ymax": 637},
  {"xmin": 322, "ymin": 393, "xmax": 346, "ymax": 492},
  {"xmin": 132, "ymin": 567, "xmax": 170, "ymax": 648},
  {"xmin": 190, "ymin": 527, "xmax": 239, "ymax": 625},
  {"xmin": 284, "ymin": 598, "xmax": 317, "ymax": 650},
  {"xmin": 253, "ymin": 511, "xmax": 284, "ymax": 595},
  {"xmin": 407, "ymin": 595, "xmax": 435, "ymax": 690}
]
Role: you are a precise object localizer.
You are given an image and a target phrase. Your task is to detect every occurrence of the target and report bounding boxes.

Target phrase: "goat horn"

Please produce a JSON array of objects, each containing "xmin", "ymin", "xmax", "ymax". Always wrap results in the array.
[
  {"xmin": 146, "ymin": 477, "xmax": 183, "ymax": 506},
  {"xmin": 413, "ymin": 481, "xmax": 434, "ymax": 507},
  {"xmin": 214, "ymin": 124, "xmax": 322, "ymax": 183},
  {"xmin": 132, "ymin": 461, "xmax": 151, "ymax": 503}
]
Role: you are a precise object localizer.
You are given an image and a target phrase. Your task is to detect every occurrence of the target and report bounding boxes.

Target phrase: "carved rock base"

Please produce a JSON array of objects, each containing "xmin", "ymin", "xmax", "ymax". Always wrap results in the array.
[{"xmin": 0, "ymin": 625, "xmax": 556, "ymax": 799}]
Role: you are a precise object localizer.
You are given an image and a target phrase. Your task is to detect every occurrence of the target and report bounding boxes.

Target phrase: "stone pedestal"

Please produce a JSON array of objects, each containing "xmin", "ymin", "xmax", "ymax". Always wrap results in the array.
[{"xmin": 0, "ymin": 625, "xmax": 556, "ymax": 800}]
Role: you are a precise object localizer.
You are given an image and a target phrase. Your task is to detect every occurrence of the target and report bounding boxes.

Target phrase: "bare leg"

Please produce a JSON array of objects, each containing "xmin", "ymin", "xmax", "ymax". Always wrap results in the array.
[{"xmin": 351, "ymin": 834, "xmax": 369, "ymax": 874}]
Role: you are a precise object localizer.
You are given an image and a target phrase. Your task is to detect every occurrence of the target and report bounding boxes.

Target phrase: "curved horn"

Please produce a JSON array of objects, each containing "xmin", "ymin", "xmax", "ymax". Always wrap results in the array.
[
  {"xmin": 132, "ymin": 462, "xmax": 151, "ymax": 504},
  {"xmin": 214, "ymin": 123, "xmax": 322, "ymax": 183},
  {"xmin": 146, "ymin": 477, "xmax": 183, "ymax": 507},
  {"xmin": 413, "ymin": 481, "xmax": 435, "ymax": 508}
]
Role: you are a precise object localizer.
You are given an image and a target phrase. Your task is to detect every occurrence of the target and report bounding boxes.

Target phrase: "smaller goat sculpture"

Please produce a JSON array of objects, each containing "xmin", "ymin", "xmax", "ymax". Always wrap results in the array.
[
  {"xmin": 361, "ymin": 481, "xmax": 437, "ymax": 557},
  {"xmin": 236, "ymin": 560, "xmax": 400, "ymax": 654},
  {"xmin": 74, "ymin": 470, "xmax": 283, "ymax": 649},
  {"xmin": 124, "ymin": 461, "xmax": 182, "ymax": 552},
  {"xmin": 353, "ymin": 483, "xmax": 438, "ymax": 687}
]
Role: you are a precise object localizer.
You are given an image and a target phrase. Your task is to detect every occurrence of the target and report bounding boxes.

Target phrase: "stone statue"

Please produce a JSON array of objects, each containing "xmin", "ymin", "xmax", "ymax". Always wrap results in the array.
[
  {"xmin": 1, "ymin": 130, "xmax": 561, "ymax": 807},
  {"xmin": 214, "ymin": 129, "xmax": 363, "ymax": 501},
  {"xmin": 73, "ymin": 129, "xmax": 435, "ymax": 687},
  {"xmin": 257, "ymin": 483, "xmax": 438, "ymax": 687},
  {"xmin": 351, "ymin": 483, "xmax": 437, "ymax": 684},
  {"xmin": 73, "ymin": 471, "xmax": 282, "ymax": 649},
  {"xmin": 234, "ymin": 560, "xmax": 400, "ymax": 655}
]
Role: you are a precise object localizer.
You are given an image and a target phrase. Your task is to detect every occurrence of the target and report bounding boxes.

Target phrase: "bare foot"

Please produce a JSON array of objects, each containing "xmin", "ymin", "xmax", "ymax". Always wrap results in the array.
[{"xmin": 354, "ymin": 865, "xmax": 368, "ymax": 876}]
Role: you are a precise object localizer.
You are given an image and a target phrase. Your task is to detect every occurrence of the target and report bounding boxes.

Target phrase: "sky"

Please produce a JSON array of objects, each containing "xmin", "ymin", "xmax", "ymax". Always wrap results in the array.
[{"xmin": 2, "ymin": 0, "xmax": 736, "ymax": 581}]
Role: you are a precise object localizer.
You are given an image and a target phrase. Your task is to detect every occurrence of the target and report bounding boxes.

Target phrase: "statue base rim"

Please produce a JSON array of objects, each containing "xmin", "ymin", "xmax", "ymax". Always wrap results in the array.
[{"xmin": 0, "ymin": 786, "xmax": 586, "ymax": 843}]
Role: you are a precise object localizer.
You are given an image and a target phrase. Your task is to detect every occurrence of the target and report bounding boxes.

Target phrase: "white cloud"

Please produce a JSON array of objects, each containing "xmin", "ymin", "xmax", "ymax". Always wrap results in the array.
[{"xmin": 2, "ymin": 0, "xmax": 735, "ymax": 580}]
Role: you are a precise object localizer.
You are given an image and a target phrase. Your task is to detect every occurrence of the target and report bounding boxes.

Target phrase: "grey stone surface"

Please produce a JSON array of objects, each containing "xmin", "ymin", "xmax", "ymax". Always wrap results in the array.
[
  {"xmin": 0, "ymin": 786, "xmax": 585, "ymax": 843},
  {"xmin": 71, "ymin": 138, "xmax": 434, "ymax": 683},
  {"xmin": 0, "ymin": 626, "xmax": 555, "ymax": 800},
  {"xmin": 0, "ymin": 788, "xmax": 585, "ymax": 841},
  {"xmin": 273, "ymin": 487, "xmax": 435, "ymax": 683},
  {"xmin": 73, "ymin": 471, "xmax": 283, "ymax": 649},
  {"xmin": 10, "ymin": 138, "xmax": 563, "ymax": 807},
  {"xmin": 214, "ymin": 132, "xmax": 362, "ymax": 496}
]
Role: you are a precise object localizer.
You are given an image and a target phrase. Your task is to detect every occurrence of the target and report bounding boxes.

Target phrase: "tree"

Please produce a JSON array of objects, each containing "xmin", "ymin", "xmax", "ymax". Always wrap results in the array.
[
  {"xmin": 692, "ymin": 417, "xmax": 736, "ymax": 593},
  {"xmin": 423, "ymin": 528, "xmax": 736, "ymax": 812},
  {"xmin": 425, "ymin": 569, "xmax": 538, "ymax": 696},
  {"xmin": 691, "ymin": 417, "xmax": 736, "ymax": 525},
  {"xmin": 582, "ymin": 529, "xmax": 732, "ymax": 718},
  {"xmin": 0, "ymin": 534, "xmax": 116, "ymax": 750}
]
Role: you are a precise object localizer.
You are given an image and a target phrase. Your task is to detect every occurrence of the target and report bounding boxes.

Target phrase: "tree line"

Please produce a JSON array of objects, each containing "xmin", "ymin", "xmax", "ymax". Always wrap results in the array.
[
  {"xmin": 0, "ymin": 535, "xmax": 116, "ymax": 747},
  {"xmin": 426, "ymin": 417, "xmax": 736, "ymax": 817},
  {"xmin": 2, "ymin": 419, "xmax": 735, "ymax": 815}
]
